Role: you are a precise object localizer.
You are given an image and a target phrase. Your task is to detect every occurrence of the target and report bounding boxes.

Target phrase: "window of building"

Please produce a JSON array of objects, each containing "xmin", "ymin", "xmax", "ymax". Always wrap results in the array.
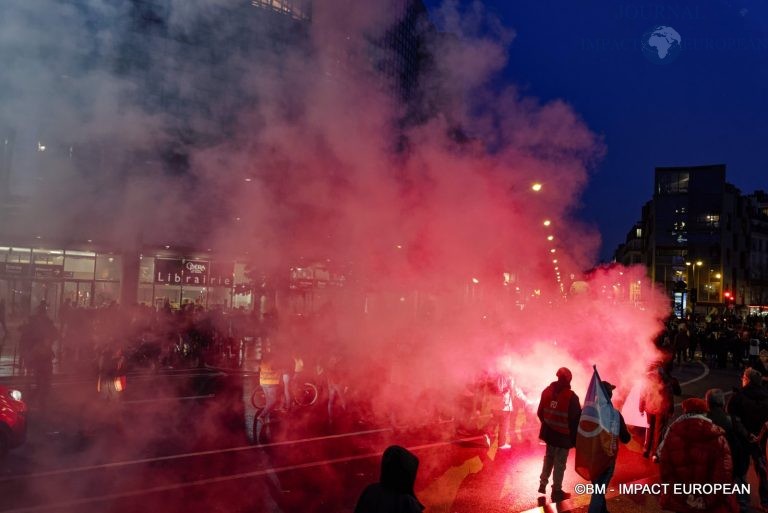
[
  {"xmin": 32, "ymin": 249, "xmax": 64, "ymax": 266},
  {"xmin": 94, "ymin": 281, "xmax": 120, "ymax": 306},
  {"xmin": 657, "ymin": 171, "xmax": 690, "ymax": 195},
  {"xmin": 63, "ymin": 253, "xmax": 96, "ymax": 280},
  {"xmin": 697, "ymin": 214, "xmax": 720, "ymax": 229},
  {"xmin": 139, "ymin": 256, "xmax": 155, "ymax": 283},
  {"xmin": 251, "ymin": 0, "xmax": 310, "ymax": 20},
  {"xmin": 95, "ymin": 254, "xmax": 121, "ymax": 281}
]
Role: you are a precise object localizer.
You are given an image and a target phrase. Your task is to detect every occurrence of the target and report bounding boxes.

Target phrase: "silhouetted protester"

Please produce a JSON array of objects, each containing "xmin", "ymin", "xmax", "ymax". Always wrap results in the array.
[
  {"xmin": 587, "ymin": 381, "xmax": 631, "ymax": 513},
  {"xmin": 485, "ymin": 372, "xmax": 531, "ymax": 449},
  {"xmin": 707, "ymin": 388, "xmax": 751, "ymax": 513},
  {"xmin": 354, "ymin": 445, "xmax": 424, "ymax": 513},
  {"xmin": 97, "ymin": 345, "xmax": 127, "ymax": 401},
  {"xmin": 751, "ymin": 350, "xmax": 768, "ymax": 386},
  {"xmin": 727, "ymin": 367, "xmax": 768, "ymax": 510},
  {"xmin": 95, "ymin": 344, "xmax": 127, "ymax": 433},
  {"xmin": 326, "ymin": 352, "xmax": 347, "ymax": 427},
  {"xmin": 254, "ymin": 345, "xmax": 281, "ymax": 444},
  {"xmin": 658, "ymin": 398, "xmax": 737, "ymax": 513},
  {"xmin": 537, "ymin": 367, "xmax": 582, "ymax": 502},
  {"xmin": 673, "ymin": 322, "xmax": 690, "ymax": 366},
  {"xmin": 26, "ymin": 303, "xmax": 59, "ymax": 409},
  {"xmin": 640, "ymin": 361, "xmax": 680, "ymax": 461}
]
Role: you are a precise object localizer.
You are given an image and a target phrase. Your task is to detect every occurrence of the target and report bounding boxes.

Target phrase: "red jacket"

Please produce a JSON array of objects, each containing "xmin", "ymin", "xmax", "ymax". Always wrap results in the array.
[{"xmin": 658, "ymin": 414, "xmax": 737, "ymax": 513}]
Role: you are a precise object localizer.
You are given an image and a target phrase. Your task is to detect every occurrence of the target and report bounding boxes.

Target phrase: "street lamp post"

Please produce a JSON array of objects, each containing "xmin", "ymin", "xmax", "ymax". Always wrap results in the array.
[
  {"xmin": 695, "ymin": 261, "xmax": 703, "ymax": 300},
  {"xmin": 686, "ymin": 260, "xmax": 704, "ymax": 314}
]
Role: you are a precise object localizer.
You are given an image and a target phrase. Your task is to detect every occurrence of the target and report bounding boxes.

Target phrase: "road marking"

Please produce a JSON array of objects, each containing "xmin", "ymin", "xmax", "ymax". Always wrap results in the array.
[
  {"xmin": 0, "ymin": 427, "xmax": 393, "ymax": 482},
  {"xmin": 679, "ymin": 361, "xmax": 709, "ymax": 386},
  {"xmin": 0, "ymin": 436, "xmax": 483, "ymax": 513}
]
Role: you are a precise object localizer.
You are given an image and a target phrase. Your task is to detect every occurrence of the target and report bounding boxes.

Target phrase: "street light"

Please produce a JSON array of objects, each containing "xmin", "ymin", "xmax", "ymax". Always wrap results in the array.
[{"xmin": 695, "ymin": 261, "xmax": 703, "ymax": 298}]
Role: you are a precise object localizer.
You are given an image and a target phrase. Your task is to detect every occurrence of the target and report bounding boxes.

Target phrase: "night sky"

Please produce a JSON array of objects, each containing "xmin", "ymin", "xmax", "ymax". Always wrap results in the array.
[{"xmin": 425, "ymin": 0, "xmax": 768, "ymax": 261}]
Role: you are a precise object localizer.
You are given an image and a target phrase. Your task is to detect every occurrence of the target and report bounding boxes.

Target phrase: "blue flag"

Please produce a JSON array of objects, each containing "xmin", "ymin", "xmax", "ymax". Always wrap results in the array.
[{"xmin": 575, "ymin": 366, "xmax": 620, "ymax": 480}]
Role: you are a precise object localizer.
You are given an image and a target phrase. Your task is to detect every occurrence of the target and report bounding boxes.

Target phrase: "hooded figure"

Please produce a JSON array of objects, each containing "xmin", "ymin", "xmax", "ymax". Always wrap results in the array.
[{"xmin": 354, "ymin": 445, "xmax": 424, "ymax": 513}]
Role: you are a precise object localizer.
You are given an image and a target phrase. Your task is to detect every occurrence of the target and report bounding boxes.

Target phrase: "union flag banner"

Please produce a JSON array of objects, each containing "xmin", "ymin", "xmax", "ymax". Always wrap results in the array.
[{"xmin": 575, "ymin": 366, "xmax": 620, "ymax": 481}]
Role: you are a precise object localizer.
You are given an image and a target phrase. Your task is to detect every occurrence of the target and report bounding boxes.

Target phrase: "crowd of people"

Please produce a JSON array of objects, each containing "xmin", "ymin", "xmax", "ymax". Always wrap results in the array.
[
  {"xmin": 658, "ymin": 313, "xmax": 768, "ymax": 370},
  {"xmin": 9, "ymin": 297, "xmax": 768, "ymax": 512}
]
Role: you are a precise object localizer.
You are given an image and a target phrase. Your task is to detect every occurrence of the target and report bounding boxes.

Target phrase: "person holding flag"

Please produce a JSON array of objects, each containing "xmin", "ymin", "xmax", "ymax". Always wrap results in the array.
[
  {"xmin": 537, "ymin": 367, "xmax": 582, "ymax": 503},
  {"xmin": 575, "ymin": 367, "xmax": 631, "ymax": 513}
]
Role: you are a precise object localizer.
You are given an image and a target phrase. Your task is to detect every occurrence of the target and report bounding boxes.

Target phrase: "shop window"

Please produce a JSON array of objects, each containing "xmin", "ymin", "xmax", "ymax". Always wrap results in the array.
[
  {"xmin": 94, "ymin": 281, "xmax": 120, "ymax": 306},
  {"xmin": 64, "ymin": 254, "xmax": 95, "ymax": 280},
  {"xmin": 0, "ymin": 247, "xmax": 9, "ymax": 262},
  {"xmin": 7, "ymin": 248, "xmax": 31, "ymax": 263},
  {"xmin": 138, "ymin": 284, "xmax": 154, "ymax": 307},
  {"xmin": 95, "ymin": 254, "xmax": 122, "ymax": 281},
  {"xmin": 33, "ymin": 249, "xmax": 64, "ymax": 266},
  {"xmin": 139, "ymin": 256, "xmax": 155, "ymax": 283},
  {"xmin": 182, "ymin": 286, "xmax": 207, "ymax": 308},
  {"xmin": 208, "ymin": 287, "xmax": 232, "ymax": 309}
]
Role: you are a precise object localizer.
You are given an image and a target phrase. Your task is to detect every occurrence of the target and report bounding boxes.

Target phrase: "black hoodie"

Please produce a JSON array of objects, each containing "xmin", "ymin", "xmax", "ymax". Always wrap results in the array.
[{"xmin": 354, "ymin": 445, "xmax": 425, "ymax": 513}]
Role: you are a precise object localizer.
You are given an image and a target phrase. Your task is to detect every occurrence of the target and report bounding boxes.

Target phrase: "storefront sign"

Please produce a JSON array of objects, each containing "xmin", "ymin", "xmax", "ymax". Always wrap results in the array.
[
  {"xmin": 33, "ymin": 264, "xmax": 63, "ymax": 279},
  {"xmin": 155, "ymin": 258, "xmax": 215, "ymax": 285},
  {"xmin": 183, "ymin": 260, "xmax": 208, "ymax": 285},
  {"xmin": 1, "ymin": 263, "xmax": 30, "ymax": 276},
  {"xmin": 209, "ymin": 262, "xmax": 234, "ymax": 287},
  {"xmin": 155, "ymin": 259, "xmax": 184, "ymax": 284}
]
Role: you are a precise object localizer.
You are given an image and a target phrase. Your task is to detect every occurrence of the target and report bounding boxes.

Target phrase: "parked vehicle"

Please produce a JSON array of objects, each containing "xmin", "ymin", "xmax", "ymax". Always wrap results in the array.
[{"xmin": 0, "ymin": 385, "xmax": 27, "ymax": 458}]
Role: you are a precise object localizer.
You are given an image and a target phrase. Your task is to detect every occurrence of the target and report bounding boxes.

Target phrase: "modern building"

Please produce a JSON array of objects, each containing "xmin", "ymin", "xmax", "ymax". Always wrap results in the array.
[
  {"xmin": 0, "ymin": 0, "xmax": 433, "ymax": 320},
  {"xmin": 615, "ymin": 164, "xmax": 768, "ymax": 317}
]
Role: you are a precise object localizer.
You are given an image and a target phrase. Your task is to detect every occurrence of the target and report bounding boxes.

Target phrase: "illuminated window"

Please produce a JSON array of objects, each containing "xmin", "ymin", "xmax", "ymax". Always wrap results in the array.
[
  {"xmin": 251, "ymin": 0, "xmax": 310, "ymax": 20},
  {"xmin": 697, "ymin": 214, "xmax": 720, "ymax": 229}
]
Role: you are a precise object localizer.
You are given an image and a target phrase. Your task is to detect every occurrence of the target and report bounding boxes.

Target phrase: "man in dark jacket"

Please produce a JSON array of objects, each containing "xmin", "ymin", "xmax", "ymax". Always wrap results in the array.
[
  {"xmin": 354, "ymin": 445, "xmax": 424, "ymax": 513},
  {"xmin": 707, "ymin": 388, "xmax": 750, "ymax": 513},
  {"xmin": 537, "ymin": 367, "xmax": 582, "ymax": 503},
  {"xmin": 727, "ymin": 368, "xmax": 768, "ymax": 509}
]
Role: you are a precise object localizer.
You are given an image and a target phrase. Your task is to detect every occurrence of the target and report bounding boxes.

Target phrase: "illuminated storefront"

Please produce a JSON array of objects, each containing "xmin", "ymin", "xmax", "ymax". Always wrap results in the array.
[
  {"xmin": 137, "ymin": 255, "xmax": 250, "ymax": 310},
  {"xmin": 0, "ymin": 245, "xmax": 255, "ymax": 319},
  {"xmin": 0, "ymin": 247, "xmax": 121, "ymax": 319}
]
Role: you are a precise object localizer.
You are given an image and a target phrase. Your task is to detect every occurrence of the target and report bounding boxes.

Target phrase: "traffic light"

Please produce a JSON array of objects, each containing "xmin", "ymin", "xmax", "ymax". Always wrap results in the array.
[{"xmin": 724, "ymin": 291, "xmax": 734, "ymax": 303}]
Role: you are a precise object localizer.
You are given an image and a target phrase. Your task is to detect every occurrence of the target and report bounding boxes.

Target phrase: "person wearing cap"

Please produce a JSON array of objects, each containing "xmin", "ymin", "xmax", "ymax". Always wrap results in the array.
[
  {"xmin": 588, "ymin": 381, "xmax": 631, "ymax": 513},
  {"xmin": 657, "ymin": 398, "xmax": 737, "ymax": 513},
  {"xmin": 537, "ymin": 367, "xmax": 582, "ymax": 503}
]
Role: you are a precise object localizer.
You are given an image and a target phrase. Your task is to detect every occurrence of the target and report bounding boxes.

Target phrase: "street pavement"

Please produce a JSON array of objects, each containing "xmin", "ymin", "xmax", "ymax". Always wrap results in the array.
[{"xmin": 0, "ymin": 355, "xmax": 763, "ymax": 513}]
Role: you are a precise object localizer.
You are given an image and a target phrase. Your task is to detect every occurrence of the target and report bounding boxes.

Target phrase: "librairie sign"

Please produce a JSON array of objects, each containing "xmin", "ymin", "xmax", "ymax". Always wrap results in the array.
[{"xmin": 155, "ymin": 259, "xmax": 233, "ymax": 287}]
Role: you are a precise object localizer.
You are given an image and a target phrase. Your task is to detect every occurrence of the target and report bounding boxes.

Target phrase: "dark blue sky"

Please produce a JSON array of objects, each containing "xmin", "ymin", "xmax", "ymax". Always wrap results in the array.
[{"xmin": 425, "ymin": 0, "xmax": 768, "ymax": 261}]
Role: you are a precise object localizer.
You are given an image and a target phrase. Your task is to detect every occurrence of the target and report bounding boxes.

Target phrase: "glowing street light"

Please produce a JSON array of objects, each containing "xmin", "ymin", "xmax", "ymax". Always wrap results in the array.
[
  {"xmin": 531, "ymin": 183, "xmax": 543, "ymax": 192},
  {"xmin": 547, "ymin": 235, "xmax": 554, "ymax": 241},
  {"xmin": 543, "ymin": 220, "xmax": 551, "ymax": 227}
]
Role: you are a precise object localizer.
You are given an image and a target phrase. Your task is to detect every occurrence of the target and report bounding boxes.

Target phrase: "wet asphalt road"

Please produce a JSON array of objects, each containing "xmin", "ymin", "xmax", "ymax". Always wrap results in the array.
[{"xmin": 0, "ymin": 361, "xmax": 737, "ymax": 513}]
